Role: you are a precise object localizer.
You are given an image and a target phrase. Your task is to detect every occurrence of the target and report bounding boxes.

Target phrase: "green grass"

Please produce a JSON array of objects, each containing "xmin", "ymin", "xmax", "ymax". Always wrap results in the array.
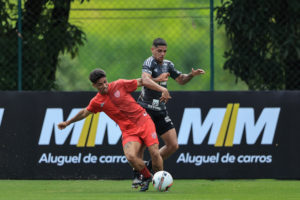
[{"xmin": 0, "ymin": 179, "xmax": 299, "ymax": 200}]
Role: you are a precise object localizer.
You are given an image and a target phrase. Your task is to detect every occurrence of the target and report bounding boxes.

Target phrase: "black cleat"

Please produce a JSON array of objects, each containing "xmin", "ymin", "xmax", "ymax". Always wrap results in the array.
[
  {"xmin": 131, "ymin": 170, "xmax": 142, "ymax": 189},
  {"xmin": 139, "ymin": 176, "xmax": 152, "ymax": 192}
]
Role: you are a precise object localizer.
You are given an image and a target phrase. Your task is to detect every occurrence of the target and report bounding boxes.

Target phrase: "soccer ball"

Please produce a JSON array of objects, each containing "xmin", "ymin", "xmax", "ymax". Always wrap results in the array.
[{"xmin": 152, "ymin": 170, "xmax": 173, "ymax": 192}]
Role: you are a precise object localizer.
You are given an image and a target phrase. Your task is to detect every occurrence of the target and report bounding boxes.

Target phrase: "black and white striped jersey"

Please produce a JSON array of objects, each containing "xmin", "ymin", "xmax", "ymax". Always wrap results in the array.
[{"xmin": 137, "ymin": 56, "xmax": 182, "ymax": 111}]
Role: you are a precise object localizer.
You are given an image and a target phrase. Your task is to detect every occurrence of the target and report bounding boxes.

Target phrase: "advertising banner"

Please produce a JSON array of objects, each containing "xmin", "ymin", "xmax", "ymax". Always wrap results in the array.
[{"xmin": 0, "ymin": 91, "xmax": 300, "ymax": 179}]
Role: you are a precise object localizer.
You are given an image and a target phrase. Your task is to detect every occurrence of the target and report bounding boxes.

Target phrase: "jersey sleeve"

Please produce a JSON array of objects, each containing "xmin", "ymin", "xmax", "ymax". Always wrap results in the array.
[
  {"xmin": 168, "ymin": 61, "xmax": 182, "ymax": 79},
  {"xmin": 86, "ymin": 97, "xmax": 99, "ymax": 113},
  {"xmin": 121, "ymin": 79, "xmax": 138, "ymax": 93},
  {"xmin": 142, "ymin": 59, "xmax": 153, "ymax": 75}
]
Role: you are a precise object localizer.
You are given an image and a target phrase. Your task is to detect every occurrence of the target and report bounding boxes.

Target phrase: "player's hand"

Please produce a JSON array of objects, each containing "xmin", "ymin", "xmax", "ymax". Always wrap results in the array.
[
  {"xmin": 191, "ymin": 68, "xmax": 205, "ymax": 77},
  {"xmin": 153, "ymin": 72, "xmax": 170, "ymax": 82},
  {"xmin": 160, "ymin": 88, "xmax": 172, "ymax": 103},
  {"xmin": 57, "ymin": 122, "xmax": 68, "ymax": 130}
]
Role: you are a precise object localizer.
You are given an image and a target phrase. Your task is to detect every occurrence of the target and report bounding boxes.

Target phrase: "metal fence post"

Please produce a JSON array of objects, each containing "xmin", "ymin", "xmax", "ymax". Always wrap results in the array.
[
  {"xmin": 210, "ymin": 0, "xmax": 214, "ymax": 91},
  {"xmin": 18, "ymin": 0, "xmax": 22, "ymax": 91}
]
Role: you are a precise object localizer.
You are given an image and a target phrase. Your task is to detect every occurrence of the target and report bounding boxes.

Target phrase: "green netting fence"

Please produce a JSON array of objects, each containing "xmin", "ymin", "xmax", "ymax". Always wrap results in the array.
[{"xmin": 0, "ymin": 0, "xmax": 298, "ymax": 91}]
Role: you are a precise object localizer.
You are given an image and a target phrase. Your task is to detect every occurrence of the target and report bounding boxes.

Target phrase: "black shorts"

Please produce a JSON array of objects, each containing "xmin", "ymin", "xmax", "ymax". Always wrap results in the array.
[{"xmin": 145, "ymin": 108, "xmax": 175, "ymax": 136}]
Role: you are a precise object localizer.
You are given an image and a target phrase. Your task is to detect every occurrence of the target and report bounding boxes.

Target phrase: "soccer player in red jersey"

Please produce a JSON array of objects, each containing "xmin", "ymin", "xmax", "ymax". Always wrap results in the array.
[{"xmin": 57, "ymin": 68, "xmax": 171, "ymax": 192}]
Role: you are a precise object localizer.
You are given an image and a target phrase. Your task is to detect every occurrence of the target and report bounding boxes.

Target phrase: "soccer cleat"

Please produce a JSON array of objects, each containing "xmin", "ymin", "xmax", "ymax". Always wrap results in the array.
[
  {"xmin": 131, "ymin": 170, "xmax": 142, "ymax": 189},
  {"xmin": 139, "ymin": 176, "xmax": 152, "ymax": 192}
]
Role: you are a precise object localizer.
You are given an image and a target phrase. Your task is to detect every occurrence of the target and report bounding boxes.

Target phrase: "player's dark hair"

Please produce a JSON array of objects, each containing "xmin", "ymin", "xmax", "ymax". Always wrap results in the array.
[
  {"xmin": 89, "ymin": 68, "xmax": 106, "ymax": 83},
  {"xmin": 152, "ymin": 38, "xmax": 167, "ymax": 47}
]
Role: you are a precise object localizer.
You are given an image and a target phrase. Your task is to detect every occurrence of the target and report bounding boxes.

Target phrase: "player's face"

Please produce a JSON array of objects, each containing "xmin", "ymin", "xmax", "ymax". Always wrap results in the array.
[
  {"xmin": 151, "ymin": 45, "xmax": 167, "ymax": 63},
  {"xmin": 93, "ymin": 77, "xmax": 109, "ymax": 94}
]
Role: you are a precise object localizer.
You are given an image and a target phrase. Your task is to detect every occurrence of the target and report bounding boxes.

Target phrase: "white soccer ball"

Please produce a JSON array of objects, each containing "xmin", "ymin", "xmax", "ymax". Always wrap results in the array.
[{"xmin": 152, "ymin": 170, "xmax": 173, "ymax": 192}]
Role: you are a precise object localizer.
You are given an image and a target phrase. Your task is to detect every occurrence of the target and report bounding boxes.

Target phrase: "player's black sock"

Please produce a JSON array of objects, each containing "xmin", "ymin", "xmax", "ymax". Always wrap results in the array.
[
  {"xmin": 133, "ymin": 169, "xmax": 140, "ymax": 178},
  {"xmin": 146, "ymin": 160, "xmax": 152, "ymax": 173}
]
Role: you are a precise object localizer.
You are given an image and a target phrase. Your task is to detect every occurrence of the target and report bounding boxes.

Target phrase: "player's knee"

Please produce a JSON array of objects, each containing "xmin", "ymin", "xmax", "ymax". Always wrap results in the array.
[
  {"xmin": 125, "ymin": 153, "xmax": 137, "ymax": 164},
  {"xmin": 151, "ymin": 150, "xmax": 162, "ymax": 162},
  {"xmin": 168, "ymin": 142, "xmax": 179, "ymax": 152},
  {"xmin": 174, "ymin": 143, "xmax": 179, "ymax": 151}
]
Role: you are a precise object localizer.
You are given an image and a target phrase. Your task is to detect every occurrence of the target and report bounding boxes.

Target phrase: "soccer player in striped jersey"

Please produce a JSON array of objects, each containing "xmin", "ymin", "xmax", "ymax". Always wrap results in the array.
[{"xmin": 133, "ymin": 38, "xmax": 205, "ymax": 185}]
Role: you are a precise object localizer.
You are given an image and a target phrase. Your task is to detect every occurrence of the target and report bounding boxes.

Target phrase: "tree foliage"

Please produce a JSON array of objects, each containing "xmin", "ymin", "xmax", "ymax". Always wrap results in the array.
[
  {"xmin": 0, "ymin": 0, "xmax": 87, "ymax": 90},
  {"xmin": 216, "ymin": 0, "xmax": 300, "ymax": 90}
]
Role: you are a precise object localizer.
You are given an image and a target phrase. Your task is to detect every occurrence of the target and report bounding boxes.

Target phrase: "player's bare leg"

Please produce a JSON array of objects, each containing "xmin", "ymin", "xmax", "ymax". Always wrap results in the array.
[
  {"xmin": 137, "ymin": 145, "xmax": 146, "ymax": 160},
  {"xmin": 159, "ymin": 128, "xmax": 179, "ymax": 160},
  {"xmin": 131, "ymin": 145, "xmax": 146, "ymax": 188},
  {"xmin": 123, "ymin": 142, "xmax": 152, "ymax": 191},
  {"xmin": 145, "ymin": 128, "xmax": 178, "ymax": 172},
  {"xmin": 138, "ymin": 143, "xmax": 163, "ymax": 192},
  {"xmin": 147, "ymin": 143, "xmax": 163, "ymax": 172},
  {"xmin": 123, "ymin": 141, "xmax": 148, "ymax": 170}
]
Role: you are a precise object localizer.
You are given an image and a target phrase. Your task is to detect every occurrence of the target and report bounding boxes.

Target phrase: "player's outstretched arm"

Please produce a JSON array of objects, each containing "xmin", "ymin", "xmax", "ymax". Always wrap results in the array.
[
  {"xmin": 57, "ymin": 108, "xmax": 92, "ymax": 130},
  {"xmin": 175, "ymin": 68, "xmax": 205, "ymax": 85}
]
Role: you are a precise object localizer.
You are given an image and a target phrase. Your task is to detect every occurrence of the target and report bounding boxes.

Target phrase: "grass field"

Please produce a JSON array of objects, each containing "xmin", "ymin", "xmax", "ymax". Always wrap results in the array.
[{"xmin": 0, "ymin": 179, "xmax": 299, "ymax": 200}]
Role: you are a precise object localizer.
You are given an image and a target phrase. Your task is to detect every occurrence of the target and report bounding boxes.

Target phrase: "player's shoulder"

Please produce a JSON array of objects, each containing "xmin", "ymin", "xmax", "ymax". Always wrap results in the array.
[
  {"xmin": 116, "ymin": 79, "xmax": 125, "ymax": 82},
  {"xmin": 143, "ymin": 56, "xmax": 155, "ymax": 67},
  {"xmin": 90, "ymin": 92, "xmax": 102, "ymax": 102},
  {"xmin": 163, "ymin": 59, "xmax": 174, "ymax": 66},
  {"xmin": 111, "ymin": 79, "xmax": 124, "ymax": 86},
  {"xmin": 113, "ymin": 79, "xmax": 135, "ymax": 86}
]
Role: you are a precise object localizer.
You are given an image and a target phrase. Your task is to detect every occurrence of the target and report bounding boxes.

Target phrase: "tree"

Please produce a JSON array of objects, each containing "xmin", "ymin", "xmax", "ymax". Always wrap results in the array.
[
  {"xmin": 0, "ymin": 0, "xmax": 87, "ymax": 90},
  {"xmin": 216, "ymin": 0, "xmax": 300, "ymax": 90}
]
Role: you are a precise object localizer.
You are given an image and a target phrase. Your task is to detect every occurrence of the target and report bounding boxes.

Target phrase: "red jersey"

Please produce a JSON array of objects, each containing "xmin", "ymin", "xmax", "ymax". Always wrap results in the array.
[{"xmin": 86, "ymin": 79, "xmax": 151, "ymax": 135}]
